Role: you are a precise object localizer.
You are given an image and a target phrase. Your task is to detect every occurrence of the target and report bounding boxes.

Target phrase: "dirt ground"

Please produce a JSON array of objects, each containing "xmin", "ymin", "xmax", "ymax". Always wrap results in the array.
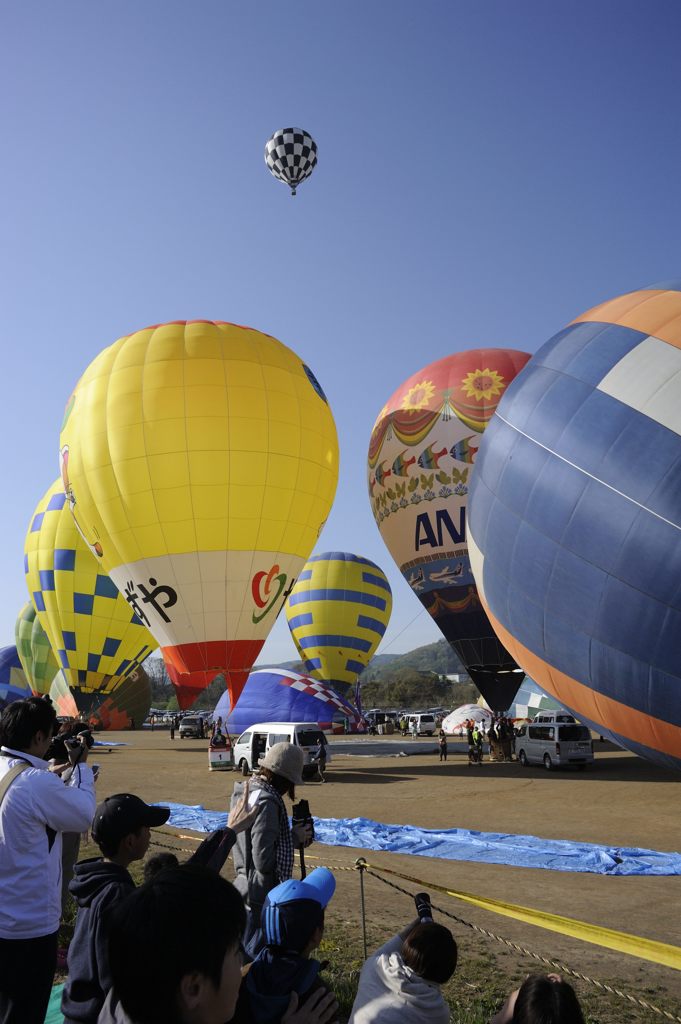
[{"xmin": 90, "ymin": 730, "xmax": 681, "ymax": 1016}]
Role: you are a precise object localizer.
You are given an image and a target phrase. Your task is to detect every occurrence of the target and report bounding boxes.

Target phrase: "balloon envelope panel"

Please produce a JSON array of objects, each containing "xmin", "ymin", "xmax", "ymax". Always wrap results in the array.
[
  {"xmin": 50, "ymin": 666, "xmax": 151, "ymax": 729},
  {"xmin": 213, "ymin": 669, "xmax": 364, "ymax": 735},
  {"xmin": 368, "ymin": 350, "xmax": 530, "ymax": 710},
  {"xmin": 285, "ymin": 552, "xmax": 392, "ymax": 699},
  {"xmin": 15, "ymin": 602, "xmax": 60, "ymax": 695},
  {"xmin": 0, "ymin": 646, "xmax": 31, "ymax": 710},
  {"xmin": 468, "ymin": 281, "xmax": 681, "ymax": 770},
  {"xmin": 59, "ymin": 321, "xmax": 339, "ymax": 710},
  {"xmin": 24, "ymin": 480, "xmax": 157, "ymax": 694}
]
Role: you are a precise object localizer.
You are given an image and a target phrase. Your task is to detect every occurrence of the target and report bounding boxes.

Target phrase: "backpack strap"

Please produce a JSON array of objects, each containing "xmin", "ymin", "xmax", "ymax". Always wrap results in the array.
[{"xmin": 0, "ymin": 762, "xmax": 30, "ymax": 807}]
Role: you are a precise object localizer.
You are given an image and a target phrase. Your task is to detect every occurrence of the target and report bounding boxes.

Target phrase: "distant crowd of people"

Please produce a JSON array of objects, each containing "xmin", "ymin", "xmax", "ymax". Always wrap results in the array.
[{"xmin": 0, "ymin": 695, "xmax": 586, "ymax": 1024}]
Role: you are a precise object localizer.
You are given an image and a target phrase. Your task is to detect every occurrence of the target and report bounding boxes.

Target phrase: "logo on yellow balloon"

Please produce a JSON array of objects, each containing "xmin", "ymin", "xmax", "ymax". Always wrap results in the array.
[{"xmin": 251, "ymin": 564, "xmax": 296, "ymax": 624}]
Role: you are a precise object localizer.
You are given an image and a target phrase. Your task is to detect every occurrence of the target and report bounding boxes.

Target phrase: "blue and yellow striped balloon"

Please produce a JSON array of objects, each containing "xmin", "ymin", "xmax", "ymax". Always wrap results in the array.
[
  {"xmin": 285, "ymin": 552, "xmax": 392, "ymax": 698},
  {"xmin": 0, "ymin": 646, "xmax": 31, "ymax": 710},
  {"xmin": 24, "ymin": 480, "xmax": 157, "ymax": 695}
]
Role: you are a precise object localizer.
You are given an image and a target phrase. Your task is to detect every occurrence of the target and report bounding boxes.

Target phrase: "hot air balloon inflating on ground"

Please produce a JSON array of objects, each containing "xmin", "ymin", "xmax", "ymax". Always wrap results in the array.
[
  {"xmin": 368, "ymin": 350, "xmax": 531, "ymax": 711},
  {"xmin": 285, "ymin": 552, "xmax": 392, "ymax": 707},
  {"xmin": 59, "ymin": 320, "xmax": 339, "ymax": 709},
  {"xmin": 24, "ymin": 480, "xmax": 157, "ymax": 697},
  {"xmin": 213, "ymin": 668, "xmax": 364, "ymax": 736},
  {"xmin": 468, "ymin": 280, "xmax": 681, "ymax": 771}
]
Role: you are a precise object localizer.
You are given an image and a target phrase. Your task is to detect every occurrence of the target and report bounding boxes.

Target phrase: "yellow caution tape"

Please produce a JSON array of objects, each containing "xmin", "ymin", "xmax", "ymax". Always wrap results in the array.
[{"xmin": 362, "ymin": 862, "xmax": 681, "ymax": 971}]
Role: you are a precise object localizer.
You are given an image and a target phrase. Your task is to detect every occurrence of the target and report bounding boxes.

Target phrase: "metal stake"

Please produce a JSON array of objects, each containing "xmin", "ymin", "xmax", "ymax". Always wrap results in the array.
[{"xmin": 356, "ymin": 857, "xmax": 368, "ymax": 960}]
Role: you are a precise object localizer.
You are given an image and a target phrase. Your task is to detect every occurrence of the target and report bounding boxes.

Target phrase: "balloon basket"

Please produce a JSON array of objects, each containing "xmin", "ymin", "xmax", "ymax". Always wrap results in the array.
[{"xmin": 208, "ymin": 745, "xmax": 233, "ymax": 772}]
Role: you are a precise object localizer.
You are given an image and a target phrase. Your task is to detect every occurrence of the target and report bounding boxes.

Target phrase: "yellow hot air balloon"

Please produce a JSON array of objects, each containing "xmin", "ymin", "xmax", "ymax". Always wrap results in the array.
[
  {"xmin": 24, "ymin": 480, "xmax": 157, "ymax": 695},
  {"xmin": 59, "ymin": 320, "xmax": 339, "ymax": 709},
  {"xmin": 285, "ymin": 551, "xmax": 392, "ymax": 701}
]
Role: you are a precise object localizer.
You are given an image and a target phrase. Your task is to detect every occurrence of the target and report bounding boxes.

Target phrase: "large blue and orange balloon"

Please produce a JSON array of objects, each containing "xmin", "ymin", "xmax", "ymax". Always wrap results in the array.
[
  {"xmin": 58, "ymin": 321, "xmax": 339, "ymax": 709},
  {"xmin": 368, "ymin": 349, "xmax": 530, "ymax": 710},
  {"xmin": 468, "ymin": 280, "xmax": 681, "ymax": 770},
  {"xmin": 285, "ymin": 552, "xmax": 392, "ymax": 701},
  {"xmin": 214, "ymin": 668, "xmax": 364, "ymax": 735}
]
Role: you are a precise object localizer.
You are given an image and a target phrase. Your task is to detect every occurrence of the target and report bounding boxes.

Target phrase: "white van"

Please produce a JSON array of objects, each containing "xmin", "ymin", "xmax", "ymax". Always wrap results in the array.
[
  {"xmin": 516, "ymin": 712, "xmax": 594, "ymax": 770},
  {"xmin": 232, "ymin": 722, "xmax": 327, "ymax": 778},
  {"xmin": 409, "ymin": 713, "xmax": 437, "ymax": 736}
]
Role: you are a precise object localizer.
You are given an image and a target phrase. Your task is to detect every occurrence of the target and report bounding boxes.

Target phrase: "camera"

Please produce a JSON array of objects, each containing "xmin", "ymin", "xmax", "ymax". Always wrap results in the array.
[
  {"xmin": 47, "ymin": 725, "xmax": 94, "ymax": 762},
  {"xmin": 291, "ymin": 799, "xmax": 314, "ymax": 841}
]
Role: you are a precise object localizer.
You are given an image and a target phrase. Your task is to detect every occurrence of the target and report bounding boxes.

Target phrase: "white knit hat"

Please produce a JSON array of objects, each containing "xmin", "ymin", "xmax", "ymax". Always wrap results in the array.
[{"xmin": 260, "ymin": 742, "xmax": 305, "ymax": 785}]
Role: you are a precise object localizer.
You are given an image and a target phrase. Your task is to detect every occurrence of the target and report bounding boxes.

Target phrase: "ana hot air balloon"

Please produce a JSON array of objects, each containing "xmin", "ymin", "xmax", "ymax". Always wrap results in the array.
[
  {"xmin": 15, "ymin": 601, "xmax": 60, "ymax": 695},
  {"xmin": 24, "ymin": 480, "xmax": 157, "ymax": 696},
  {"xmin": 213, "ymin": 668, "xmax": 364, "ymax": 736},
  {"xmin": 0, "ymin": 646, "xmax": 31, "ymax": 710},
  {"xmin": 467, "ymin": 280, "xmax": 681, "ymax": 771},
  {"xmin": 50, "ymin": 666, "xmax": 151, "ymax": 730},
  {"xmin": 285, "ymin": 552, "xmax": 392, "ymax": 704},
  {"xmin": 59, "ymin": 321, "xmax": 339, "ymax": 709},
  {"xmin": 368, "ymin": 350, "xmax": 531, "ymax": 711},
  {"xmin": 264, "ymin": 128, "xmax": 317, "ymax": 196}
]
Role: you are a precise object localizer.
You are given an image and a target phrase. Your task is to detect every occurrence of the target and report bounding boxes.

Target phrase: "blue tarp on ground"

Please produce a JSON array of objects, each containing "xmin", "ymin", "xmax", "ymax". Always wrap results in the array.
[
  {"xmin": 93, "ymin": 740, "xmax": 128, "ymax": 747},
  {"xmin": 157, "ymin": 801, "xmax": 681, "ymax": 877}
]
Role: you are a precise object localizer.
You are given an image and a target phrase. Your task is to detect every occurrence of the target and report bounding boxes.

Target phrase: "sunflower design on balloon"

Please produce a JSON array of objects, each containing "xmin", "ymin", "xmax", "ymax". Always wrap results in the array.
[
  {"xmin": 400, "ymin": 379, "xmax": 436, "ymax": 412},
  {"xmin": 460, "ymin": 367, "xmax": 505, "ymax": 401}
]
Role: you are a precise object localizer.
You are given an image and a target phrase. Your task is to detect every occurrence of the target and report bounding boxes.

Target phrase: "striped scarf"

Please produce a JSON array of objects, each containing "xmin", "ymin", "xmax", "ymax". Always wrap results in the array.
[{"xmin": 258, "ymin": 778, "xmax": 294, "ymax": 883}]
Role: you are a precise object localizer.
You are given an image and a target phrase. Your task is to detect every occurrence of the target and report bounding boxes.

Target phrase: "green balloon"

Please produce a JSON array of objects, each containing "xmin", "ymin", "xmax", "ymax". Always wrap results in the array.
[{"xmin": 15, "ymin": 602, "xmax": 60, "ymax": 696}]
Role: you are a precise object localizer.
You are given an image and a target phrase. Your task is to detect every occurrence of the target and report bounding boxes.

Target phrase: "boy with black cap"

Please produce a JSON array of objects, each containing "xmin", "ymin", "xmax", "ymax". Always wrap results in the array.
[
  {"xmin": 241, "ymin": 867, "xmax": 338, "ymax": 1024},
  {"xmin": 61, "ymin": 793, "xmax": 170, "ymax": 1024}
]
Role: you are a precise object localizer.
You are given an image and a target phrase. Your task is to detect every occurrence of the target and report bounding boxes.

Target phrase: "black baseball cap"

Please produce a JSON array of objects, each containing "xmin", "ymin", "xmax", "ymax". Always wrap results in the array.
[{"xmin": 92, "ymin": 793, "xmax": 170, "ymax": 847}]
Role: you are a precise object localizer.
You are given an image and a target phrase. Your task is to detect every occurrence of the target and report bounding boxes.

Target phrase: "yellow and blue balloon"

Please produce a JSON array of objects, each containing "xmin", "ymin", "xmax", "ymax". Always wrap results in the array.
[{"xmin": 285, "ymin": 552, "xmax": 392, "ymax": 702}]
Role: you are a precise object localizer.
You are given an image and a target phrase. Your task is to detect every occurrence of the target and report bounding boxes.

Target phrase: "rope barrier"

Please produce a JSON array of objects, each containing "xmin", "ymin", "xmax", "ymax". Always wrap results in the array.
[
  {"xmin": 351, "ymin": 858, "xmax": 681, "ymax": 1023},
  {"xmin": 151, "ymin": 831, "xmax": 681, "ymax": 1021}
]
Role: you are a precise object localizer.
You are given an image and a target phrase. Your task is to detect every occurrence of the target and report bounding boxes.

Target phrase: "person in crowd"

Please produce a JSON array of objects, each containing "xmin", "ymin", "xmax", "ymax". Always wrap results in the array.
[
  {"xmin": 312, "ymin": 736, "xmax": 327, "ymax": 783},
  {"xmin": 231, "ymin": 742, "xmax": 313, "ymax": 958},
  {"xmin": 170, "ymin": 718, "xmax": 176, "ymax": 740},
  {"xmin": 466, "ymin": 720, "xmax": 476, "ymax": 765},
  {"xmin": 240, "ymin": 867, "xmax": 338, "ymax": 1024},
  {"xmin": 472, "ymin": 723, "xmax": 483, "ymax": 764},
  {"xmin": 143, "ymin": 850, "xmax": 179, "ymax": 880},
  {"xmin": 438, "ymin": 729, "xmax": 447, "ymax": 762},
  {"xmin": 490, "ymin": 973, "xmax": 586, "ymax": 1023},
  {"xmin": 399, "ymin": 716, "xmax": 408, "ymax": 737},
  {"xmin": 410, "ymin": 718, "xmax": 418, "ymax": 739},
  {"xmin": 62, "ymin": 794, "xmax": 171, "ymax": 1024},
  {"xmin": 348, "ymin": 900, "xmax": 457, "ymax": 1024},
  {"xmin": 0, "ymin": 696, "xmax": 96, "ymax": 1024},
  {"xmin": 65, "ymin": 784, "xmax": 262, "ymax": 1023},
  {"xmin": 487, "ymin": 720, "xmax": 497, "ymax": 761},
  {"xmin": 99, "ymin": 864, "xmax": 338, "ymax": 1024},
  {"xmin": 45, "ymin": 721, "xmax": 97, "ymax": 920}
]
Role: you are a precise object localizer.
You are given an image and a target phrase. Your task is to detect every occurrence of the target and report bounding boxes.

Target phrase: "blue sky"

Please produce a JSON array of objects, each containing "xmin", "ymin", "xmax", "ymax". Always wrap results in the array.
[{"xmin": 2, "ymin": 0, "xmax": 681, "ymax": 663}]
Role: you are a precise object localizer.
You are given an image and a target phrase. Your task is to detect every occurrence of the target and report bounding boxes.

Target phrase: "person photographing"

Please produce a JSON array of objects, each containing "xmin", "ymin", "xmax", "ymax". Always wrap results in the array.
[
  {"xmin": 231, "ymin": 742, "xmax": 313, "ymax": 957},
  {"xmin": 0, "ymin": 696, "xmax": 96, "ymax": 1024}
]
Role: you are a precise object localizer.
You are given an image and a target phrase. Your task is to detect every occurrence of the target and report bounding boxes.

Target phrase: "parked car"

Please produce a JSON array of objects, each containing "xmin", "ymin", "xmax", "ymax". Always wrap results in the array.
[
  {"xmin": 233, "ymin": 722, "xmax": 328, "ymax": 778},
  {"xmin": 408, "ymin": 713, "xmax": 437, "ymax": 736},
  {"xmin": 516, "ymin": 713, "xmax": 594, "ymax": 770},
  {"xmin": 179, "ymin": 715, "xmax": 209, "ymax": 739}
]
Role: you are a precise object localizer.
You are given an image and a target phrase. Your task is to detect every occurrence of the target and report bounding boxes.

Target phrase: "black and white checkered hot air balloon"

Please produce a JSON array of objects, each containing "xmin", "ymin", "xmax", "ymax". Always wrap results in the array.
[{"xmin": 264, "ymin": 127, "xmax": 318, "ymax": 196}]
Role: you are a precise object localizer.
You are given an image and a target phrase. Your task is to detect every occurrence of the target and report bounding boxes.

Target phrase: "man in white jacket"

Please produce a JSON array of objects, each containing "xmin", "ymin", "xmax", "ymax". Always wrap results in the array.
[
  {"xmin": 349, "ymin": 910, "xmax": 457, "ymax": 1024},
  {"xmin": 0, "ymin": 696, "xmax": 96, "ymax": 1024}
]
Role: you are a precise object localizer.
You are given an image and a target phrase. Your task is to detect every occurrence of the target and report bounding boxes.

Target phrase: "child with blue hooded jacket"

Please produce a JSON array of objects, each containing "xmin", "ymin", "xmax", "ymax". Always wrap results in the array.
[{"xmin": 239, "ymin": 867, "xmax": 338, "ymax": 1024}]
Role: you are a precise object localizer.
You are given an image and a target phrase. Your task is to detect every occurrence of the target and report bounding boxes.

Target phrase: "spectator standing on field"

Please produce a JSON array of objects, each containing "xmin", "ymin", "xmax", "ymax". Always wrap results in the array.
[
  {"xmin": 438, "ymin": 730, "xmax": 447, "ymax": 762},
  {"xmin": 0, "ymin": 696, "xmax": 96, "ymax": 1024}
]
